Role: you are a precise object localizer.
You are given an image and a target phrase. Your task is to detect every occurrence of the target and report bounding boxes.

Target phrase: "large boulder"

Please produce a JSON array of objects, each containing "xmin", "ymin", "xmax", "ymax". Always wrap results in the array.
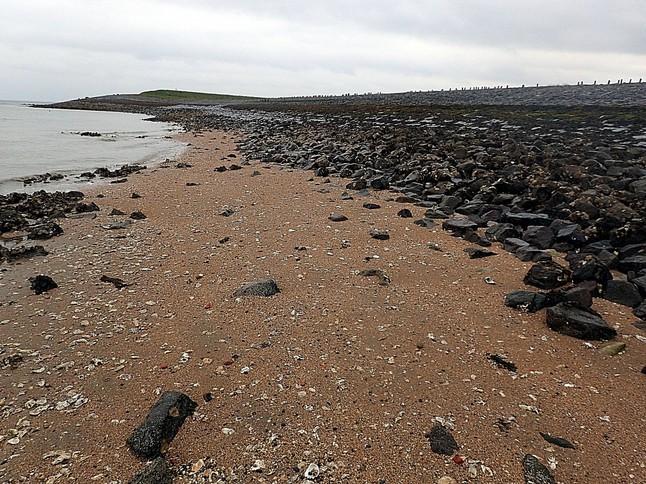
[
  {"xmin": 524, "ymin": 261, "xmax": 571, "ymax": 290},
  {"xmin": 546, "ymin": 303, "xmax": 617, "ymax": 340},
  {"xmin": 127, "ymin": 391, "xmax": 197, "ymax": 459},
  {"xmin": 602, "ymin": 280, "xmax": 643, "ymax": 308}
]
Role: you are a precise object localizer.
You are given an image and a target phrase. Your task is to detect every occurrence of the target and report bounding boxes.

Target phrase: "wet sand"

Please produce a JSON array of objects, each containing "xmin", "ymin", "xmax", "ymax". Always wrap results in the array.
[{"xmin": 0, "ymin": 131, "xmax": 644, "ymax": 483}]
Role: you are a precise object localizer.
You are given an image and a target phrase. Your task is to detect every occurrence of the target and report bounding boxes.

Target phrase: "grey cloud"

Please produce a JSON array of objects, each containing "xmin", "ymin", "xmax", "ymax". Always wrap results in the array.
[{"xmin": 0, "ymin": 0, "xmax": 644, "ymax": 101}]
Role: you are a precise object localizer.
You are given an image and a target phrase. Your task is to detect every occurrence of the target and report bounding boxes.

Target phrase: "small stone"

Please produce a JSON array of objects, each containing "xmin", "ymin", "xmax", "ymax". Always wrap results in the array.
[
  {"xmin": 233, "ymin": 278, "xmax": 280, "ymax": 297},
  {"xmin": 522, "ymin": 454, "xmax": 556, "ymax": 484},
  {"xmin": 369, "ymin": 228, "xmax": 390, "ymax": 240},
  {"xmin": 425, "ymin": 424, "xmax": 459, "ymax": 455},
  {"xmin": 397, "ymin": 208, "xmax": 413, "ymax": 218},
  {"xmin": 129, "ymin": 457, "xmax": 172, "ymax": 484},
  {"xmin": 329, "ymin": 213, "xmax": 348, "ymax": 222},
  {"xmin": 29, "ymin": 275, "xmax": 58, "ymax": 294},
  {"xmin": 598, "ymin": 342, "xmax": 626, "ymax": 356},
  {"xmin": 539, "ymin": 432, "xmax": 576, "ymax": 449},
  {"xmin": 546, "ymin": 303, "xmax": 617, "ymax": 340},
  {"xmin": 363, "ymin": 202, "xmax": 381, "ymax": 209},
  {"xmin": 130, "ymin": 211, "xmax": 147, "ymax": 220}
]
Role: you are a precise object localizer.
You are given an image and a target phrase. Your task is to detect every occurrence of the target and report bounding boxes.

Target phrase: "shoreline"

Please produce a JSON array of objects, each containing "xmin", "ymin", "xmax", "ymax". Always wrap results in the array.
[
  {"xmin": 0, "ymin": 130, "xmax": 644, "ymax": 482},
  {"xmin": 0, "ymin": 103, "xmax": 187, "ymax": 196}
]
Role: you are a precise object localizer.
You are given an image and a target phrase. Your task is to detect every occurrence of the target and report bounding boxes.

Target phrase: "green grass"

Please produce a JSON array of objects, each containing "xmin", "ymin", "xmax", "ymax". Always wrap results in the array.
[{"xmin": 138, "ymin": 89, "xmax": 260, "ymax": 102}]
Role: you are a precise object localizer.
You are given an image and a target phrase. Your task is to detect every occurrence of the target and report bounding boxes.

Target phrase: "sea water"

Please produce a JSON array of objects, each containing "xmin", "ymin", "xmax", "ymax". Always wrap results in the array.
[{"xmin": 0, "ymin": 101, "xmax": 185, "ymax": 194}]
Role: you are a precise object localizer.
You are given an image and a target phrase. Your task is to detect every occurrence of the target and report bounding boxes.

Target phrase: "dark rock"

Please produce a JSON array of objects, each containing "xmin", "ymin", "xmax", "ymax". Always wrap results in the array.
[
  {"xmin": 505, "ymin": 212, "xmax": 552, "ymax": 227},
  {"xmin": 571, "ymin": 255, "xmax": 612, "ymax": 285},
  {"xmin": 503, "ymin": 237, "xmax": 530, "ymax": 253},
  {"xmin": 397, "ymin": 208, "xmax": 412, "ymax": 218},
  {"xmin": 370, "ymin": 176, "xmax": 389, "ymax": 190},
  {"xmin": 522, "ymin": 226, "xmax": 554, "ymax": 250},
  {"xmin": 629, "ymin": 275, "xmax": 646, "ymax": 296},
  {"xmin": 131, "ymin": 192, "xmax": 142, "ymax": 199},
  {"xmin": 546, "ymin": 303, "xmax": 617, "ymax": 340},
  {"xmin": 234, "ymin": 278, "xmax": 280, "ymax": 297},
  {"xmin": 414, "ymin": 218, "xmax": 436, "ymax": 228},
  {"xmin": 369, "ymin": 228, "xmax": 390, "ymax": 240},
  {"xmin": 442, "ymin": 217, "xmax": 478, "ymax": 235},
  {"xmin": 29, "ymin": 275, "xmax": 58, "ymax": 294},
  {"xmin": 130, "ymin": 211, "xmax": 147, "ymax": 220},
  {"xmin": 27, "ymin": 221, "xmax": 63, "ymax": 240},
  {"xmin": 524, "ymin": 261, "xmax": 571, "ymax": 290},
  {"xmin": 462, "ymin": 229, "xmax": 492, "ymax": 247},
  {"xmin": 504, "ymin": 291, "xmax": 548, "ymax": 313},
  {"xmin": 129, "ymin": 457, "xmax": 173, "ymax": 484},
  {"xmin": 562, "ymin": 285, "xmax": 593, "ymax": 308},
  {"xmin": 75, "ymin": 202, "xmax": 99, "ymax": 213},
  {"xmin": 539, "ymin": 432, "xmax": 575, "ymax": 449},
  {"xmin": 228, "ymin": 164, "xmax": 242, "ymax": 170},
  {"xmin": 619, "ymin": 255, "xmax": 646, "ymax": 273},
  {"xmin": 328, "ymin": 213, "xmax": 348, "ymax": 222},
  {"xmin": 100, "ymin": 275, "xmax": 130, "ymax": 289},
  {"xmin": 634, "ymin": 301, "xmax": 646, "ymax": 320},
  {"xmin": 465, "ymin": 247, "xmax": 496, "ymax": 259},
  {"xmin": 315, "ymin": 166, "xmax": 329, "ymax": 177},
  {"xmin": 425, "ymin": 424, "xmax": 459, "ymax": 455},
  {"xmin": 0, "ymin": 245, "xmax": 48, "ymax": 263},
  {"xmin": 487, "ymin": 353, "xmax": 517, "ymax": 372},
  {"xmin": 602, "ymin": 280, "xmax": 643, "ymax": 308},
  {"xmin": 219, "ymin": 208, "xmax": 235, "ymax": 217},
  {"xmin": 214, "ymin": 166, "xmax": 227, "ymax": 172},
  {"xmin": 363, "ymin": 202, "xmax": 381, "ymax": 210},
  {"xmin": 522, "ymin": 454, "xmax": 556, "ymax": 484},
  {"xmin": 0, "ymin": 207, "xmax": 27, "ymax": 233},
  {"xmin": 346, "ymin": 180, "xmax": 367, "ymax": 190},
  {"xmin": 109, "ymin": 208, "xmax": 126, "ymax": 216},
  {"xmin": 515, "ymin": 246, "xmax": 552, "ymax": 263},
  {"xmin": 358, "ymin": 268, "xmax": 390, "ymax": 286},
  {"xmin": 127, "ymin": 391, "xmax": 197, "ymax": 459},
  {"xmin": 485, "ymin": 223, "xmax": 521, "ymax": 242}
]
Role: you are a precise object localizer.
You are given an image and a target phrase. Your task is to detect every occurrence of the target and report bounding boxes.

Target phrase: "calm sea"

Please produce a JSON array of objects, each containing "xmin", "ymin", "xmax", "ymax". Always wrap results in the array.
[{"xmin": 0, "ymin": 101, "xmax": 185, "ymax": 194}]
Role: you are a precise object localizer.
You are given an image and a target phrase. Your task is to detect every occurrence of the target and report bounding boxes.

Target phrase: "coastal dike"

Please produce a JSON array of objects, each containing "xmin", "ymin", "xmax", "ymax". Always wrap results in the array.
[{"xmin": 1, "ymin": 85, "xmax": 646, "ymax": 483}]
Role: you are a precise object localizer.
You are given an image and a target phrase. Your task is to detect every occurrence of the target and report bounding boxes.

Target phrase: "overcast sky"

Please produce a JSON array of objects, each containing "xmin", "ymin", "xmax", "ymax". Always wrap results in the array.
[{"xmin": 1, "ymin": 0, "xmax": 645, "ymax": 101}]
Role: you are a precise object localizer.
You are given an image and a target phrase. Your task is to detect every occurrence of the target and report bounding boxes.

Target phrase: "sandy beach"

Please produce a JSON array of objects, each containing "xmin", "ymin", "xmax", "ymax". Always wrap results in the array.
[{"xmin": 0, "ymin": 130, "xmax": 644, "ymax": 483}]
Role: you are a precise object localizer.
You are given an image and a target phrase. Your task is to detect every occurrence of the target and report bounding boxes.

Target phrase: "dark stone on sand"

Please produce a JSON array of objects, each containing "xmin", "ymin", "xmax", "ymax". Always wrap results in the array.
[
  {"xmin": 414, "ymin": 218, "xmax": 435, "ymax": 228},
  {"xmin": 363, "ymin": 202, "xmax": 381, "ymax": 209},
  {"xmin": 515, "ymin": 246, "xmax": 552, "ymax": 263},
  {"xmin": 130, "ymin": 211, "xmax": 147, "ymax": 220},
  {"xmin": 522, "ymin": 454, "xmax": 556, "ymax": 484},
  {"xmin": 602, "ymin": 280, "xmax": 643, "ymax": 308},
  {"xmin": 75, "ymin": 202, "xmax": 99, "ymax": 213},
  {"xmin": 129, "ymin": 457, "xmax": 173, "ymax": 484},
  {"xmin": 465, "ymin": 247, "xmax": 496, "ymax": 259},
  {"xmin": 524, "ymin": 261, "xmax": 571, "ymax": 290},
  {"xmin": 329, "ymin": 213, "xmax": 348, "ymax": 222},
  {"xmin": 29, "ymin": 275, "xmax": 58, "ymax": 295},
  {"xmin": 546, "ymin": 303, "xmax": 616, "ymax": 340},
  {"xmin": 485, "ymin": 223, "xmax": 521, "ymax": 242},
  {"xmin": 571, "ymin": 255, "xmax": 612, "ymax": 286},
  {"xmin": 358, "ymin": 268, "xmax": 390, "ymax": 286},
  {"xmin": 131, "ymin": 192, "xmax": 142, "ymax": 199},
  {"xmin": 100, "ymin": 275, "xmax": 129, "ymax": 289},
  {"xmin": 176, "ymin": 162, "xmax": 192, "ymax": 169},
  {"xmin": 522, "ymin": 226, "xmax": 554, "ymax": 250},
  {"xmin": 539, "ymin": 432, "xmax": 575, "ymax": 449},
  {"xmin": 234, "ymin": 278, "xmax": 280, "ymax": 297},
  {"xmin": 27, "ymin": 221, "xmax": 63, "ymax": 240},
  {"xmin": 109, "ymin": 208, "xmax": 126, "ymax": 216},
  {"xmin": 0, "ymin": 245, "xmax": 48, "ymax": 263},
  {"xmin": 487, "ymin": 353, "xmax": 517, "ymax": 372},
  {"xmin": 346, "ymin": 180, "xmax": 367, "ymax": 190},
  {"xmin": 442, "ymin": 217, "xmax": 478, "ymax": 235},
  {"xmin": 369, "ymin": 228, "xmax": 390, "ymax": 240},
  {"xmin": 397, "ymin": 208, "xmax": 412, "ymax": 218},
  {"xmin": 127, "ymin": 391, "xmax": 197, "ymax": 460},
  {"xmin": 340, "ymin": 192, "xmax": 353, "ymax": 200},
  {"xmin": 619, "ymin": 255, "xmax": 646, "ymax": 273},
  {"xmin": 228, "ymin": 164, "xmax": 242, "ymax": 170},
  {"xmin": 425, "ymin": 424, "xmax": 459, "ymax": 455},
  {"xmin": 214, "ymin": 166, "xmax": 227, "ymax": 172},
  {"xmin": 504, "ymin": 291, "xmax": 548, "ymax": 313},
  {"xmin": 503, "ymin": 238, "xmax": 530, "ymax": 253},
  {"xmin": 634, "ymin": 301, "xmax": 646, "ymax": 319}
]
